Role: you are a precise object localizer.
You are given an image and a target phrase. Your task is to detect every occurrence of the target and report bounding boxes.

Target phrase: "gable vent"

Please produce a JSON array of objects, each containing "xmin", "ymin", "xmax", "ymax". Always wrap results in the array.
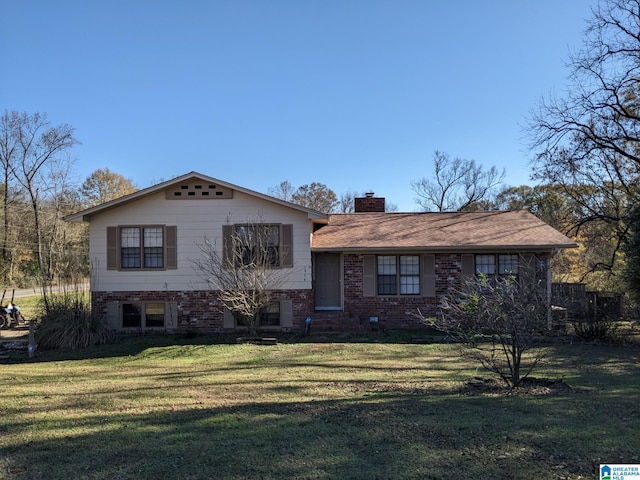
[{"xmin": 165, "ymin": 182, "xmax": 233, "ymax": 200}]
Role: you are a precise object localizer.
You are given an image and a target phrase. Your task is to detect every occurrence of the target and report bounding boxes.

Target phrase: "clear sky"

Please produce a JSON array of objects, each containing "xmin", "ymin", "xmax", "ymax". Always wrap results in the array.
[{"xmin": 1, "ymin": 0, "xmax": 596, "ymax": 212}]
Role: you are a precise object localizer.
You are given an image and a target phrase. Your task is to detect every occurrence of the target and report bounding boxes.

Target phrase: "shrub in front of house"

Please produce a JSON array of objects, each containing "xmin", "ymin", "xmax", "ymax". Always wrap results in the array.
[
  {"xmin": 570, "ymin": 314, "xmax": 620, "ymax": 343},
  {"xmin": 36, "ymin": 291, "xmax": 113, "ymax": 350}
]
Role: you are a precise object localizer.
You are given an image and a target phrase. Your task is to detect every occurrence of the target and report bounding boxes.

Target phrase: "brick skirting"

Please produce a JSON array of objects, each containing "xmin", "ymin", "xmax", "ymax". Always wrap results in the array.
[{"xmin": 92, "ymin": 289, "xmax": 314, "ymax": 333}]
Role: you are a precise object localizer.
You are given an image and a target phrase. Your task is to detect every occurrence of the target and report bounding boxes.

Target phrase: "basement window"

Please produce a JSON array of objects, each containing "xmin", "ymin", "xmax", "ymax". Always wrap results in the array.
[{"xmin": 122, "ymin": 302, "xmax": 166, "ymax": 329}]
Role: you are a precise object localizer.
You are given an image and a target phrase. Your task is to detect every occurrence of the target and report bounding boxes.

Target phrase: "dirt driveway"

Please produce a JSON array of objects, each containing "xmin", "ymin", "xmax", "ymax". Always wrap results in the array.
[{"xmin": 0, "ymin": 325, "xmax": 29, "ymax": 342}]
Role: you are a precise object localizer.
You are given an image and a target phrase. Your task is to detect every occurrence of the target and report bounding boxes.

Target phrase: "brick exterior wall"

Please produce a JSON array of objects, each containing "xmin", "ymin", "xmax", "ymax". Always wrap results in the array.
[
  {"xmin": 93, "ymin": 252, "xmax": 551, "ymax": 333},
  {"xmin": 342, "ymin": 253, "xmax": 445, "ymax": 329},
  {"xmin": 435, "ymin": 253, "xmax": 465, "ymax": 297},
  {"xmin": 92, "ymin": 289, "xmax": 314, "ymax": 333},
  {"xmin": 340, "ymin": 252, "xmax": 551, "ymax": 330}
]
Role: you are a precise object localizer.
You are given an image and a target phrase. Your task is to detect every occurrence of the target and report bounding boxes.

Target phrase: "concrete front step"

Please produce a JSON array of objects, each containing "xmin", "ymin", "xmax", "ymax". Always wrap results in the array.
[
  {"xmin": 309, "ymin": 312, "xmax": 384, "ymax": 332},
  {"xmin": 0, "ymin": 339, "xmax": 28, "ymax": 352}
]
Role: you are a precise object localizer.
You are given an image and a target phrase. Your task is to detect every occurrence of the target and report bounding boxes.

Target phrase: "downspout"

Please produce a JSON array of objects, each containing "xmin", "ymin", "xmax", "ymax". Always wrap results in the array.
[{"xmin": 547, "ymin": 251, "xmax": 554, "ymax": 330}]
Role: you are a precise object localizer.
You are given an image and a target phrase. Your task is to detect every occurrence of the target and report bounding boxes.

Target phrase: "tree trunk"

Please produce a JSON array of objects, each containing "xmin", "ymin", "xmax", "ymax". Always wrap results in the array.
[{"xmin": 28, "ymin": 187, "xmax": 50, "ymax": 312}]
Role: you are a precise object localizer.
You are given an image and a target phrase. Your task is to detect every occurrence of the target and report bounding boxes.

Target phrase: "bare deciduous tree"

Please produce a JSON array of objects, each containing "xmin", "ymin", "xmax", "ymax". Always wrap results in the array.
[
  {"xmin": 270, "ymin": 181, "xmax": 399, "ymax": 213},
  {"xmin": 192, "ymin": 219, "xmax": 291, "ymax": 337},
  {"xmin": 0, "ymin": 111, "xmax": 26, "ymax": 279},
  {"xmin": 267, "ymin": 180, "xmax": 296, "ymax": 203},
  {"xmin": 0, "ymin": 111, "xmax": 78, "ymax": 304},
  {"xmin": 528, "ymin": 0, "xmax": 640, "ymax": 293},
  {"xmin": 417, "ymin": 255, "xmax": 550, "ymax": 388},
  {"xmin": 412, "ymin": 151, "xmax": 505, "ymax": 212}
]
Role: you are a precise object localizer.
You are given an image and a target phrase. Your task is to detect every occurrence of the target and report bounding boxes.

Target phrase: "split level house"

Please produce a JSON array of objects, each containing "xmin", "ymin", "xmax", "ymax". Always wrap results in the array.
[{"xmin": 65, "ymin": 172, "xmax": 577, "ymax": 333}]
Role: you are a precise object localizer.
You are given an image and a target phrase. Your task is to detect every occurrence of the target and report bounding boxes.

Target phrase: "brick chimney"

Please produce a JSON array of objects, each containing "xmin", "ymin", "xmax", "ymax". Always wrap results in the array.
[{"xmin": 354, "ymin": 192, "xmax": 385, "ymax": 212}]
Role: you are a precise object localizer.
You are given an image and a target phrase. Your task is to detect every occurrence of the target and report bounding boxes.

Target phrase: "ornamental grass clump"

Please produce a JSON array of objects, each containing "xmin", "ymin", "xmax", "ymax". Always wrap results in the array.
[{"xmin": 36, "ymin": 290, "xmax": 113, "ymax": 350}]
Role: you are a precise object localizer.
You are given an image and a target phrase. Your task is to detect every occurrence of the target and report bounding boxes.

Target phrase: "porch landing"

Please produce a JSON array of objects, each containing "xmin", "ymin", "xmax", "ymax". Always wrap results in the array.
[{"xmin": 309, "ymin": 311, "xmax": 384, "ymax": 332}]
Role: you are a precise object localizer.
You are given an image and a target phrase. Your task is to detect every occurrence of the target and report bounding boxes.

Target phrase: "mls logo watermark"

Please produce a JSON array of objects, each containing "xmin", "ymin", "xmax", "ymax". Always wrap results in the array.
[{"xmin": 601, "ymin": 464, "xmax": 640, "ymax": 480}]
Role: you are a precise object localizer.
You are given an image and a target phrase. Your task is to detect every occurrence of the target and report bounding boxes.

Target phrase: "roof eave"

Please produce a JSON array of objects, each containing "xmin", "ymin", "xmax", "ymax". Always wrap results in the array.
[
  {"xmin": 311, "ymin": 243, "xmax": 578, "ymax": 253},
  {"xmin": 63, "ymin": 171, "xmax": 328, "ymax": 222}
]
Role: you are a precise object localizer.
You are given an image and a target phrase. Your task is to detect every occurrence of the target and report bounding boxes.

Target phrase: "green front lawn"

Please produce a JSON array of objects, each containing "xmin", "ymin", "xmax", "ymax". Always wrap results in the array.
[{"xmin": 1, "ymin": 335, "xmax": 639, "ymax": 479}]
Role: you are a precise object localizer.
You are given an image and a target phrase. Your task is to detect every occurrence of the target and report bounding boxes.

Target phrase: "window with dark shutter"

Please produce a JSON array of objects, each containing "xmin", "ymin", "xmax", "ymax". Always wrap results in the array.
[
  {"xmin": 223, "ymin": 223, "xmax": 293, "ymax": 269},
  {"xmin": 106, "ymin": 225, "xmax": 176, "ymax": 270},
  {"xmin": 374, "ymin": 255, "xmax": 420, "ymax": 296}
]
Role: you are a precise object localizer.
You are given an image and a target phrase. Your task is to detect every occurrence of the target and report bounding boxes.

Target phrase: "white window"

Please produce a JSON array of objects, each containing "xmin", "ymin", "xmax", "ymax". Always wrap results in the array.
[
  {"xmin": 377, "ymin": 255, "xmax": 420, "ymax": 296},
  {"xmin": 120, "ymin": 226, "xmax": 164, "ymax": 269},
  {"xmin": 475, "ymin": 254, "xmax": 519, "ymax": 277}
]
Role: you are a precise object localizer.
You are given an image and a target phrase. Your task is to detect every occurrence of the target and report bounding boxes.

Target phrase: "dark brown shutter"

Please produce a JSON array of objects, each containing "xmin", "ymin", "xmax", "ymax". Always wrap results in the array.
[
  {"xmin": 363, "ymin": 255, "xmax": 376, "ymax": 297},
  {"xmin": 107, "ymin": 227, "xmax": 118, "ymax": 270},
  {"xmin": 280, "ymin": 299, "xmax": 293, "ymax": 328},
  {"xmin": 281, "ymin": 224, "xmax": 293, "ymax": 268},
  {"xmin": 166, "ymin": 302, "xmax": 178, "ymax": 329},
  {"xmin": 165, "ymin": 226, "xmax": 177, "ymax": 269},
  {"xmin": 223, "ymin": 307, "xmax": 235, "ymax": 329},
  {"xmin": 222, "ymin": 225, "xmax": 233, "ymax": 269},
  {"xmin": 421, "ymin": 254, "xmax": 436, "ymax": 297},
  {"xmin": 106, "ymin": 302, "xmax": 120, "ymax": 329},
  {"xmin": 461, "ymin": 254, "xmax": 475, "ymax": 279}
]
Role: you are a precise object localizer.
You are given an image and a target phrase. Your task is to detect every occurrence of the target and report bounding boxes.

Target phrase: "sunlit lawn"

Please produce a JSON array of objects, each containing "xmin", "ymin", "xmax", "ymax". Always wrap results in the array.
[{"xmin": 1, "ymin": 334, "xmax": 639, "ymax": 479}]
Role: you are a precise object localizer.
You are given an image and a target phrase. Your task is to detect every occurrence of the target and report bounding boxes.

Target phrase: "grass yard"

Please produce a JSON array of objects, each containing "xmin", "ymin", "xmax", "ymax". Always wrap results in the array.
[{"xmin": 1, "ymin": 334, "xmax": 639, "ymax": 479}]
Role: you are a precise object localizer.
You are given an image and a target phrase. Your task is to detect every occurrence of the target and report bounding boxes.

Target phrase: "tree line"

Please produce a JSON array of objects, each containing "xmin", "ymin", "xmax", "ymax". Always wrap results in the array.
[
  {"xmin": 0, "ymin": 111, "xmax": 136, "ymax": 303},
  {"xmin": 2, "ymin": 0, "xmax": 639, "ymax": 309}
]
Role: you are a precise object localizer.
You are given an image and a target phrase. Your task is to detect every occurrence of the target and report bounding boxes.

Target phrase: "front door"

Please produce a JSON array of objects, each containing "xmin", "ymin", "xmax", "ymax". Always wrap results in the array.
[{"xmin": 314, "ymin": 253, "xmax": 342, "ymax": 310}]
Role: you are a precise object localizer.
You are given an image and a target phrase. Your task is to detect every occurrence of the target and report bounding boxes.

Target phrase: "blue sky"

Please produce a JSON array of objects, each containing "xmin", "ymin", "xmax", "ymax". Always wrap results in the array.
[{"xmin": 1, "ymin": 0, "xmax": 596, "ymax": 212}]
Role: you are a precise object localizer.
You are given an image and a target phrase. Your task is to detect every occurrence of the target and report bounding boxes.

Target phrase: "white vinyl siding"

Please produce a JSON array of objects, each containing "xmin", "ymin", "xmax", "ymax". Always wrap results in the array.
[{"xmin": 92, "ymin": 191, "xmax": 312, "ymax": 292}]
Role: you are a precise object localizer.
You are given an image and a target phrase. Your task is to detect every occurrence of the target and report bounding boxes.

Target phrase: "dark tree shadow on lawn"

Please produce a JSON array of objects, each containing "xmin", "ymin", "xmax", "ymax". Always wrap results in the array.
[{"xmin": 3, "ymin": 389, "xmax": 637, "ymax": 480}]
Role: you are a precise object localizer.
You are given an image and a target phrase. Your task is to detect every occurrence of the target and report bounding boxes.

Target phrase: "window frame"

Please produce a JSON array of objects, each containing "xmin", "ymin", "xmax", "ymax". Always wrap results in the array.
[
  {"xmin": 112, "ymin": 225, "xmax": 173, "ymax": 271},
  {"xmin": 475, "ymin": 254, "xmax": 520, "ymax": 279},
  {"xmin": 234, "ymin": 301, "xmax": 282, "ymax": 328},
  {"xmin": 223, "ymin": 299, "xmax": 293, "ymax": 330},
  {"xmin": 259, "ymin": 301, "xmax": 281, "ymax": 326},
  {"xmin": 234, "ymin": 224, "xmax": 281, "ymax": 268},
  {"xmin": 121, "ymin": 302, "xmax": 167, "ymax": 330},
  {"xmin": 376, "ymin": 254, "xmax": 421, "ymax": 297},
  {"xmin": 224, "ymin": 223, "xmax": 293, "ymax": 269}
]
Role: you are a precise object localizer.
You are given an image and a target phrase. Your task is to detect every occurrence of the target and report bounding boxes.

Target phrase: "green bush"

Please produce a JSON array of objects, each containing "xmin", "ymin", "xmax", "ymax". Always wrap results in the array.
[{"xmin": 36, "ymin": 292, "xmax": 113, "ymax": 350}]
